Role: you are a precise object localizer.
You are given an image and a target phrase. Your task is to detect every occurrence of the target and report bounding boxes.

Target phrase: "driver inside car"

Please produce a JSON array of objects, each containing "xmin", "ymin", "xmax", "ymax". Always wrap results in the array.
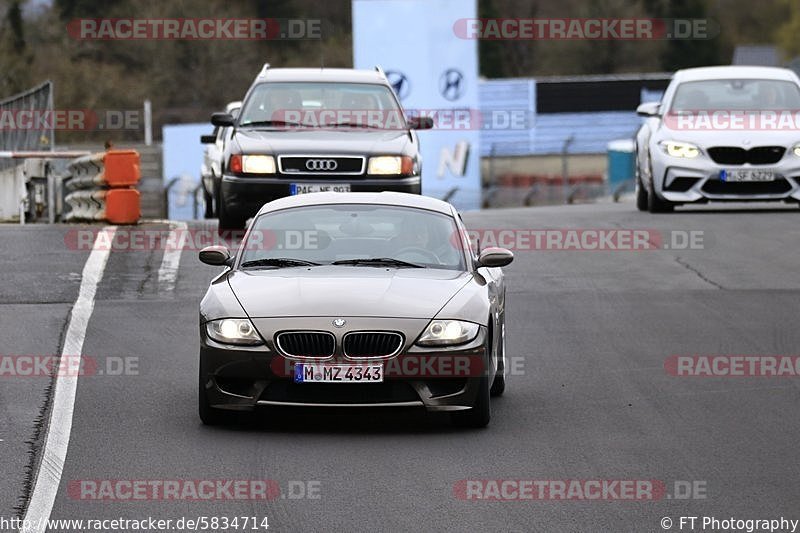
[{"xmin": 389, "ymin": 218, "xmax": 460, "ymax": 265}]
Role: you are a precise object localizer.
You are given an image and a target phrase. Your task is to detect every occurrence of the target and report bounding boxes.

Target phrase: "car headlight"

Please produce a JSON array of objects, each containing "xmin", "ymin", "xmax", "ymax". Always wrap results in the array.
[
  {"xmin": 230, "ymin": 154, "xmax": 276, "ymax": 174},
  {"xmin": 206, "ymin": 318, "xmax": 264, "ymax": 346},
  {"xmin": 416, "ymin": 320, "xmax": 480, "ymax": 346},
  {"xmin": 242, "ymin": 155, "xmax": 276, "ymax": 174},
  {"xmin": 793, "ymin": 144, "xmax": 800, "ymax": 157},
  {"xmin": 660, "ymin": 141, "xmax": 700, "ymax": 159},
  {"xmin": 367, "ymin": 155, "xmax": 413, "ymax": 176}
]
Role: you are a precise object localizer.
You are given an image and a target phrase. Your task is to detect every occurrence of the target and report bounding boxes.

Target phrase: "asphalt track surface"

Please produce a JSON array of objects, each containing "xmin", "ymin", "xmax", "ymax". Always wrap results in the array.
[{"xmin": 2, "ymin": 201, "xmax": 800, "ymax": 532}]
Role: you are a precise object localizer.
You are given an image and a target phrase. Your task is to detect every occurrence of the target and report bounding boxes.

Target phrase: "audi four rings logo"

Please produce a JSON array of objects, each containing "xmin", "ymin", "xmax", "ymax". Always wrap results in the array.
[{"xmin": 306, "ymin": 159, "xmax": 338, "ymax": 171}]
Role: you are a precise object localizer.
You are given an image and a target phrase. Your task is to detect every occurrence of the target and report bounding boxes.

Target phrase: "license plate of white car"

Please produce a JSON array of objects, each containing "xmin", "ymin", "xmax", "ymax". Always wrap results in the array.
[
  {"xmin": 290, "ymin": 183, "xmax": 352, "ymax": 195},
  {"xmin": 294, "ymin": 363, "xmax": 384, "ymax": 383},
  {"xmin": 720, "ymin": 169, "xmax": 776, "ymax": 182}
]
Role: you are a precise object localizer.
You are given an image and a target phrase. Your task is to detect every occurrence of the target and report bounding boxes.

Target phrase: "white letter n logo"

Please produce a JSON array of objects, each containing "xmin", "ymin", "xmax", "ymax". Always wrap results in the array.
[{"xmin": 437, "ymin": 141, "xmax": 470, "ymax": 177}]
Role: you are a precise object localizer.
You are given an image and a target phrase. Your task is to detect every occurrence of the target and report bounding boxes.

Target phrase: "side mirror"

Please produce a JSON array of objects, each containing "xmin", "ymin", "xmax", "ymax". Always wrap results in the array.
[
  {"xmin": 408, "ymin": 116, "xmax": 434, "ymax": 130},
  {"xmin": 199, "ymin": 245, "xmax": 231, "ymax": 266},
  {"xmin": 200, "ymin": 134, "xmax": 216, "ymax": 144},
  {"xmin": 211, "ymin": 112, "xmax": 235, "ymax": 127},
  {"xmin": 478, "ymin": 247, "xmax": 514, "ymax": 268},
  {"xmin": 636, "ymin": 102, "xmax": 661, "ymax": 117}
]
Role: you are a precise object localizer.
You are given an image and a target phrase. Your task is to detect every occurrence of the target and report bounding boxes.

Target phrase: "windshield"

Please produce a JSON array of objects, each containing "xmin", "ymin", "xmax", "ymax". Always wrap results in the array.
[
  {"xmin": 670, "ymin": 79, "xmax": 800, "ymax": 112},
  {"xmin": 239, "ymin": 204, "xmax": 465, "ymax": 271},
  {"xmin": 238, "ymin": 82, "xmax": 406, "ymax": 129}
]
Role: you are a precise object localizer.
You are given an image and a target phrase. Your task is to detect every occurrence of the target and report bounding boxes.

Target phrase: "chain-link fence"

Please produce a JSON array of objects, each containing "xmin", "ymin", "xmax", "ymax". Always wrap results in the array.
[
  {"xmin": 0, "ymin": 81, "xmax": 55, "ymax": 221},
  {"xmin": 0, "ymin": 81, "xmax": 54, "ymax": 171}
]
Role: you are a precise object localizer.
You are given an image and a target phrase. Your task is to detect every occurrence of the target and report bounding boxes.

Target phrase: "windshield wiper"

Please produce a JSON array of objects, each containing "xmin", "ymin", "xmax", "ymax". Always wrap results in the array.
[
  {"xmin": 331, "ymin": 257, "xmax": 424, "ymax": 268},
  {"xmin": 239, "ymin": 120, "xmax": 309, "ymax": 128},
  {"xmin": 240, "ymin": 258, "xmax": 321, "ymax": 269},
  {"xmin": 327, "ymin": 122, "xmax": 382, "ymax": 129}
]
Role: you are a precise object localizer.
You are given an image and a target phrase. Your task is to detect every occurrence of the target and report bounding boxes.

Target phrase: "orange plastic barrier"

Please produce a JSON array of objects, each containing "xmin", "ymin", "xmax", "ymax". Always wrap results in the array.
[
  {"xmin": 64, "ymin": 149, "xmax": 142, "ymax": 224},
  {"xmin": 103, "ymin": 150, "xmax": 141, "ymax": 187},
  {"xmin": 105, "ymin": 189, "xmax": 141, "ymax": 224}
]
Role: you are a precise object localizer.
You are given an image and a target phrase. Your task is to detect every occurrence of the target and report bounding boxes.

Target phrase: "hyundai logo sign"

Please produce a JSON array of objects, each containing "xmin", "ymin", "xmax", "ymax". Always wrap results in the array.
[
  {"xmin": 386, "ymin": 70, "xmax": 411, "ymax": 100},
  {"xmin": 439, "ymin": 68, "xmax": 465, "ymax": 101}
]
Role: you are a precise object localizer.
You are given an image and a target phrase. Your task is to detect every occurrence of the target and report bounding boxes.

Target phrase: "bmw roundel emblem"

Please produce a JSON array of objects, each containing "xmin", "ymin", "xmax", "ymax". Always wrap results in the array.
[{"xmin": 332, "ymin": 318, "xmax": 346, "ymax": 328}]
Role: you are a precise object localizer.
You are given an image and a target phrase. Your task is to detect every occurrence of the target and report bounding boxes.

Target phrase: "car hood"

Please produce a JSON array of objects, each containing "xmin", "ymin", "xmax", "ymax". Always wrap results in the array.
[
  {"xmin": 227, "ymin": 266, "xmax": 472, "ymax": 319},
  {"xmin": 232, "ymin": 128, "xmax": 411, "ymax": 156},
  {"xmin": 657, "ymin": 121, "xmax": 800, "ymax": 147}
]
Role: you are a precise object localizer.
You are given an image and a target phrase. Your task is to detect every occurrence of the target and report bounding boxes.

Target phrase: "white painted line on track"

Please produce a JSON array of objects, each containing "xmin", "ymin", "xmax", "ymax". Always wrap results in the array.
[
  {"xmin": 157, "ymin": 221, "xmax": 188, "ymax": 292},
  {"xmin": 21, "ymin": 226, "xmax": 116, "ymax": 533}
]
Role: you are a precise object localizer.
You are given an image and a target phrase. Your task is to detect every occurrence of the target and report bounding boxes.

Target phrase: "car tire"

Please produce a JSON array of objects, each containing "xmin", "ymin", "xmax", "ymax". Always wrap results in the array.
[
  {"xmin": 635, "ymin": 162, "xmax": 648, "ymax": 212},
  {"xmin": 203, "ymin": 187, "xmax": 214, "ymax": 219},
  {"xmin": 490, "ymin": 322, "xmax": 506, "ymax": 397},
  {"xmin": 214, "ymin": 181, "xmax": 222, "ymax": 218},
  {"xmin": 199, "ymin": 368, "xmax": 226, "ymax": 426},
  {"xmin": 451, "ymin": 376, "xmax": 491, "ymax": 428},
  {"xmin": 217, "ymin": 195, "xmax": 245, "ymax": 235},
  {"xmin": 490, "ymin": 371, "xmax": 505, "ymax": 397},
  {"xmin": 648, "ymin": 188, "xmax": 675, "ymax": 213},
  {"xmin": 647, "ymin": 166, "xmax": 674, "ymax": 213}
]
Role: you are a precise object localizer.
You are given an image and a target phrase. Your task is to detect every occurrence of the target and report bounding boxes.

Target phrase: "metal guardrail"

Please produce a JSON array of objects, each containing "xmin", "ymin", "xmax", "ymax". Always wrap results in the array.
[
  {"xmin": 612, "ymin": 180, "xmax": 635, "ymax": 202},
  {"xmin": 482, "ymin": 186, "xmax": 499, "ymax": 208},
  {"xmin": 163, "ymin": 177, "xmax": 181, "ymax": 219},
  {"xmin": 441, "ymin": 187, "xmax": 459, "ymax": 202},
  {"xmin": 567, "ymin": 183, "xmax": 587, "ymax": 205},
  {"xmin": 481, "ymin": 182, "xmax": 610, "ymax": 209},
  {"xmin": 0, "ymin": 151, "xmax": 91, "ymax": 224},
  {"xmin": 192, "ymin": 183, "xmax": 204, "ymax": 219},
  {"xmin": 523, "ymin": 184, "xmax": 541, "ymax": 207}
]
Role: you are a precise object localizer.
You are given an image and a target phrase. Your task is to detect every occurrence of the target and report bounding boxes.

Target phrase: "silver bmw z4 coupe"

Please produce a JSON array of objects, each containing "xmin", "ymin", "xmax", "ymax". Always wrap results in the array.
[{"xmin": 198, "ymin": 192, "xmax": 513, "ymax": 428}]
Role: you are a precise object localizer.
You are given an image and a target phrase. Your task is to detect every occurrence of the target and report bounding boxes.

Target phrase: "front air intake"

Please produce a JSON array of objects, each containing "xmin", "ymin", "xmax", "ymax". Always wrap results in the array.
[{"xmin": 276, "ymin": 331, "xmax": 336, "ymax": 358}]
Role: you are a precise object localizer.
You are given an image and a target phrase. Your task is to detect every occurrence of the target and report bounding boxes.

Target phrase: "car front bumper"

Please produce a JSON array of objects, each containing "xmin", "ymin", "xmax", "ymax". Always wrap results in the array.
[
  {"xmin": 651, "ymin": 154, "xmax": 800, "ymax": 203},
  {"xmin": 220, "ymin": 174, "xmax": 422, "ymax": 219},
  {"xmin": 199, "ymin": 322, "xmax": 490, "ymax": 412}
]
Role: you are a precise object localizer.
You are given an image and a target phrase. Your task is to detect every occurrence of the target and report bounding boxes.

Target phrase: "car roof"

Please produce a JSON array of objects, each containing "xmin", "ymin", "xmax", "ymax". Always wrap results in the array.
[
  {"xmin": 256, "ymin": 192, "xmax": 455, "ymax": 216},
  {"xmin": 673, "ymin": 65, "xmax": 800, "ymax": 83},
  {"xmin": 254, "ymin": 67, "xmax": 390, "ymax": 85}
]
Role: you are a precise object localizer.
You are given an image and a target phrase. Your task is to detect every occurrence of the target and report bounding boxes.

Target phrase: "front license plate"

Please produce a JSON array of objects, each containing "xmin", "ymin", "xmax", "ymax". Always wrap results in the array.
[
  {"xmin": 720, "ymin": 169, "xmax": 776, "ymax": 182},
  {"xmin": 290, "ymin": 183, "xmax": 352, "ymax": 195},
  {"xmin": 294, "ymin": 363, "xmax": 384, "ymax": 383}
]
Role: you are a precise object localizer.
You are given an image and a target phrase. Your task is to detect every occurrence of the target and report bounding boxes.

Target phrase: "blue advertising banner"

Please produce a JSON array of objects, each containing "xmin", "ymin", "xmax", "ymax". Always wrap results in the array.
[
  {"xmin": 352, "ymin": 0, "xmax": 481, "ymax": 210},
  {"xmin": 162, "ymin": 123, "xmax": 208, "ymax": 220}
]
